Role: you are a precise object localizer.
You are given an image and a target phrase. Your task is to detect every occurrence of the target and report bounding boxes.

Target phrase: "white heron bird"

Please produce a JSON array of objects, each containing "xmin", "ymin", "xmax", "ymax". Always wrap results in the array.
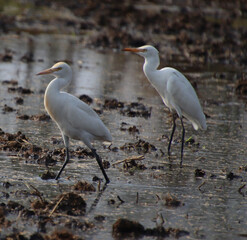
[
  {"xmin": 123, "ymin": 45, "xmax": 206, "ymax": 166},
  {"xmin": 37, "ymin": 62, "xmax": 112, "ymax": 182}
]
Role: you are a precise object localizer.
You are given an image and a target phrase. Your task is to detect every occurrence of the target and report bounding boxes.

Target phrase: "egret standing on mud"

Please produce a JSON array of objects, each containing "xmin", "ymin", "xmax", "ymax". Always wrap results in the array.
[
  {"xmin": 37, "ymin": 62, "xmax": 112, "ymax": 183},
  {"xmin": 123, "ymin": 45, "xmax": 206, "ymax": 166}
]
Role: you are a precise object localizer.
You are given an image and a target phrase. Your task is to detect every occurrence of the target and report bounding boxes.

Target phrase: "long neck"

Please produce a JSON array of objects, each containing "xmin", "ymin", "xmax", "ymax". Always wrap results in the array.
[
  {"xmin": 44, "ymin": 77, "xmax": 71, "ymax": 116},
  {"xmin": 45, "ymin": 68, "xmax": 72, "ymax": 95},
  {"xmin": 143, "ymin": 54, "xmax": 160, "ymax": 81},
  {"xmin": 46, "ymin": 77, "xmax": 70, "ymax": 94}
]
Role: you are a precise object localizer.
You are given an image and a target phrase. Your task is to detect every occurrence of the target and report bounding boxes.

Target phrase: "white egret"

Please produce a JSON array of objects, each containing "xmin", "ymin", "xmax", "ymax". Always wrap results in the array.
[
  {"xmin": 123, "ymin": 45, "xmax": 206, "ymax": 166},
  {"xmin": 37, "ymin": 62, "xmax": 112, "ymax": 183}
]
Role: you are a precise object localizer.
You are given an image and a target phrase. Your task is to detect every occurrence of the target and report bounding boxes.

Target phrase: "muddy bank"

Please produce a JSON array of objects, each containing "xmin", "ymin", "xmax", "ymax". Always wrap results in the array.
[
  {"xmin": 0, "ymin": 0, "xmax": 246, "ymax": 68},
  {"xmin": 0, "ymin": 0, "xmax": 247, "ymax": 239}
]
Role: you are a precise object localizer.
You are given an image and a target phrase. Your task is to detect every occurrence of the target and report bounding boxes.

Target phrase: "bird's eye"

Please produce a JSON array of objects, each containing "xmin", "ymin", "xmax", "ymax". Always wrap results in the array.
[{"xmin": 53, "ymin": 67, "xmax": 62, "ymax": 71}]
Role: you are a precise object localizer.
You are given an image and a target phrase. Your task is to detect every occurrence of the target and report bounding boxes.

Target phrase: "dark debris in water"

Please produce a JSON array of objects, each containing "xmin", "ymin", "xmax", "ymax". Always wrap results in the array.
[
  {"xmin": 40, "ymin": 170, "xmax": 56, "ymax": 180},
  {"xmin": 20, "ymin": 52, "xmax": 34, "ymax": 63},
  {"xmin": 2, "ymin": 104, "xmax": 15, "ymax": 113},
  {"xmin": 2, "ymin": 181, "xmax": 13, "ymax": 189},
  {"xmin": 78, "ymin": 94, "xmax": 93, "ymax": 104},
  {"xmin": 195, "ymin": 168, "xmax": 206, "ymax": 178},
  {"xmin": 2, "ymin": 79, "xmax": 18, "ymax": 85},
  {"xmin": 112, "ymin": 218, "xmax": 144, "ymax": 238},
  {"xmin": 236, "ymin": 76, "xmax": 247, "ymax": 95},
  {"xmin": 72, "ymin": 181, "xmax": 96, "ymax": 192},
  {"xmin": 120, "ymin": 102, "xmax": 152, "ymax": 118},
  {"xmin": 37, "ymin": 154, "xmax": 57, "ymax": 166},
  {"xmin": 226, "ymin": 171, "xmax": 242, "ymax": 181},
  {"xmin": 31, "ymin": 199, "xmax": 50, "ymax": 211},
  {"xmin": 0, "ymin": 129, "xmax": 29, "ymax": 152},
  {"xmin": 15, "ymin": 97, "xmax": 24, "ymax": 105},
  {"xmin": 0, "ymin": 49, "xmax": 13, "ymax": 62},
  {"xmin": 7, "ymin": 200, "xmax": 25, "ymax": 212},
  {"xmin": 123, "ymin": 159, "xmax": 147, "ymax": 171},
  {"xmin": 8, "ymin": 86, "xmax": 33, "ymax": 94},
  {"xmin": 103, "ymin": 98, "xmax": 151, "ymax": 118},
  {"xmin": 0, "ymin": 129, "xmax": 101, "ymax": 177},
  {"xmin": 45, "ymin": 229, "xmax": 83, "ymax": 240},
  {"xmin": 104, "ymin": 98, "xmax": 124, "ymax": 109},
  {"xmin": 17, "ymin": 113, "xmax": 51, "ymax": 121},
  {"xmin": 120, "ymin": 139, "xmax": 157, "ymax": 154},
  {"xmin": 112, "ymin": 218, "xmax": 189, "ymax": 239},
  {"xmin": 51, "ymin": 192, "xmax": 86, "ymax": 216},
  {"xmin": 157, "ymin": 193, "xmax": 182, "ymax": 208},
  {"xmin": 120, "ymin": 122, "xmax": 140, "ymax": 134}
]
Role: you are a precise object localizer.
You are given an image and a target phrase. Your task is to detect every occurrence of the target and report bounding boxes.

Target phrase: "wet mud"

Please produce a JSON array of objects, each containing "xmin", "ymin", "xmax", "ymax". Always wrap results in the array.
[{"xmin": 0, "ymin": 0, "xmax": 247, "ymax": 239}]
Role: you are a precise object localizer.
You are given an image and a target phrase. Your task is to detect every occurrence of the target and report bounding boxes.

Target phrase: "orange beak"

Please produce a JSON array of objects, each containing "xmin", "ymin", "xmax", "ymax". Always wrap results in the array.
[
  {"xmin": 36, "ymin": 68, "xmax": 56, "ymax": 75},
  {"xmin": 122, "ymin": 48, "xmax": 146, "ymax": 53}
]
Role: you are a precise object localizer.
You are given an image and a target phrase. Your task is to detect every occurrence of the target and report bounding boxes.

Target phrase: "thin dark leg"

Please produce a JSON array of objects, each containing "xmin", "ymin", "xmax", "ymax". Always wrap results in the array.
[
  {"xmin": 92, "ymin": 149, "xmax": 110, "ymax": 184},
  {"xmin": 180, "ymin": 117, "xmax": 185, "ymax": 168},
  {"xmin": 55, "ymin": 147, "xmax": 69, "ymax": 180},
  {"xmin": 168, "ymin": 113, "xmax": 177, "ymax": 157}
]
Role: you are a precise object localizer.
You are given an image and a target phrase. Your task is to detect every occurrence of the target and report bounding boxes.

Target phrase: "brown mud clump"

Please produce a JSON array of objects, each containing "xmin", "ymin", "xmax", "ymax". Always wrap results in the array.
[
  {"xmin": 45, "ymin": 229, "xmax": 83, "ymax": 240},
  {"xmin": 8, "ymin": 86, "xmax": 33, "ymax": 94},
  {"xmin": 0, "ymin": 130, "xmax": 29, "ymax": 152},
  {"xmin": 40, "ymin": 170, "xmax": 56, "ymax": 180},
  {"xmin": 236, "ymin": 77, "xmax": 247, "ymax": 95},
  {"xmin": 15, "ymin": 97, "xmax": 24, "ymax": 105},
  {"xmin": 112, "ymin": 218, "xmax": 189, "ymax": 239},
  {"xmin": 156, "ymin": 193, "xmax": 182, "ymax": 208},
  {"xmin": 72, "ymin": 181, "xmax": 96, "ymax": 192},
  {"xmin": 103, "ymin": 99, "xmax": 151, "ymax": 118},
  {"xmin": 51, "ymin": 192, "xmax": 86, "ymax": 216},
  {"xmin": 120, "ymin": 122, "xmax": 140, "ymax": 134},
  {"xmin": 123, "ymin": 159, "xmax": 147, "ymax": 172},
  {"xmin": 31, "ymin": 199, "xmax": 49, "ymax": 211},
  {"xmin": 0, "ymin": 205, "xmax": 11, "ymax": 228},
  {"xmin": 195, "ymin": 168, "xmax": 206, "ymax": 178},
  {"xmin": 120, "ymin": 139, "xmax": 157, "ymax": 154},
  {"xmin": 0, "ymin": 49, "xmax": 13, "ymax": 62},
  {"xmin": 3, "ymin": 104, "xmax": 15, "ymax": 113},
  {"xmin": 104, "ymin": 98, "xmax": 124, "ymax": 109},
  {"xmin": 163, "ymin": 193, "xmax": 182, "ymax": 207},
  {"xmin": 120, "ymin": 102, "xmax": 151, "ymax": 118},
  {"xmin": 79, "ymin": 94, "xmax": 93, "ymax": 104},
  {"xmin": 226, "ymin": 171, "xmax": 241, "ymax": 181},
  {"xmin": 2, "ymin": 80, "xmax": 18, "ymax": 85},
  {"xmin": 112, "ymin": 218, "xmax": 145, "ymax": 239},
  {"xmin": 17, "ymin": 113, "xmax": 51, "ymax": 121}
]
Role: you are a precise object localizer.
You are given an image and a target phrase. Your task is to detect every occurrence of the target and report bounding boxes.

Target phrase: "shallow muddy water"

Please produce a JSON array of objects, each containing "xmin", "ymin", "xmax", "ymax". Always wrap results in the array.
[{"xmin": 0, "ymin": 34, "xmax": 247, "ymax": 239}]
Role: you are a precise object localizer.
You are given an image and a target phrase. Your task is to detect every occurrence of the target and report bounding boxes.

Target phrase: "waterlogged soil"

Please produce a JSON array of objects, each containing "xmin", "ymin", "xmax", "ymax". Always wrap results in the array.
[{"xmin": 0, "ymin": 1, "xmax": 247, "ymax": 240}]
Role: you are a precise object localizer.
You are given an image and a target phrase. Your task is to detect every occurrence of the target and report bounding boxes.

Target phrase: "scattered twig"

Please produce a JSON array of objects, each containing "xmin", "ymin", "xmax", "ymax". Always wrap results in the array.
[
  {"xmin": 196, "ymin": 156, "xmax": 204, "ymax": 161},
  {"xmin": 24, "ymin": 183, "xmax": 45, "ymax": 203},
  {"xmin": 136, "ymin": 192, "xmax": 139, "ymax": 204},
  {"xmin": 238, "ymin": 184, "xmax": 246, "ymax": 197},
  {"xmin": 107, "ymin": 143, "xmax": 112, "ymax": 150},
  {"xmin": 112, "ymin": 155, "xmax": 145, "ymax": 166},
  {"xmin": 159, "ymin": 149, "xmax": 165, "ymax": 156},
  {"xmin": 117, "ymin": 195, "xmax": 125, "ymax": 204},
  {"xmin": 49, "ymin": 194, "xmax": 65, "ymax": 217},
  {"xmin": 198, "ymin": 181, "xmax": 206, "ymax": 192},
  {"xmin": 156, "ymin": 194, "xmax": 161, "ymax": 201}
]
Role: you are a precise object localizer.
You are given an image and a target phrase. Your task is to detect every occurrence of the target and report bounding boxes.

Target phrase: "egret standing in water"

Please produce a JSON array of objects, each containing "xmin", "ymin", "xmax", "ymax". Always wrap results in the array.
[
  {"xmin": 37, "ymin": 62, "xmax": 112, "ymax": 183},
  {"xmin": 123, "ymin": 45, "xmax": 206, "ymax": 166}
]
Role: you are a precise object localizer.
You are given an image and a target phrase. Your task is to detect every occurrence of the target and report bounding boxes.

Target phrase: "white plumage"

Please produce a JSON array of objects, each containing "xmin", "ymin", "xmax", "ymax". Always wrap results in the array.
[
  {"xmin": 37, "ymin": 62, "xmax": 111, "ymax": 182},
  {"xmin": 123, "ymin": 45, "xmax": 206, "ymax": 166}
]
